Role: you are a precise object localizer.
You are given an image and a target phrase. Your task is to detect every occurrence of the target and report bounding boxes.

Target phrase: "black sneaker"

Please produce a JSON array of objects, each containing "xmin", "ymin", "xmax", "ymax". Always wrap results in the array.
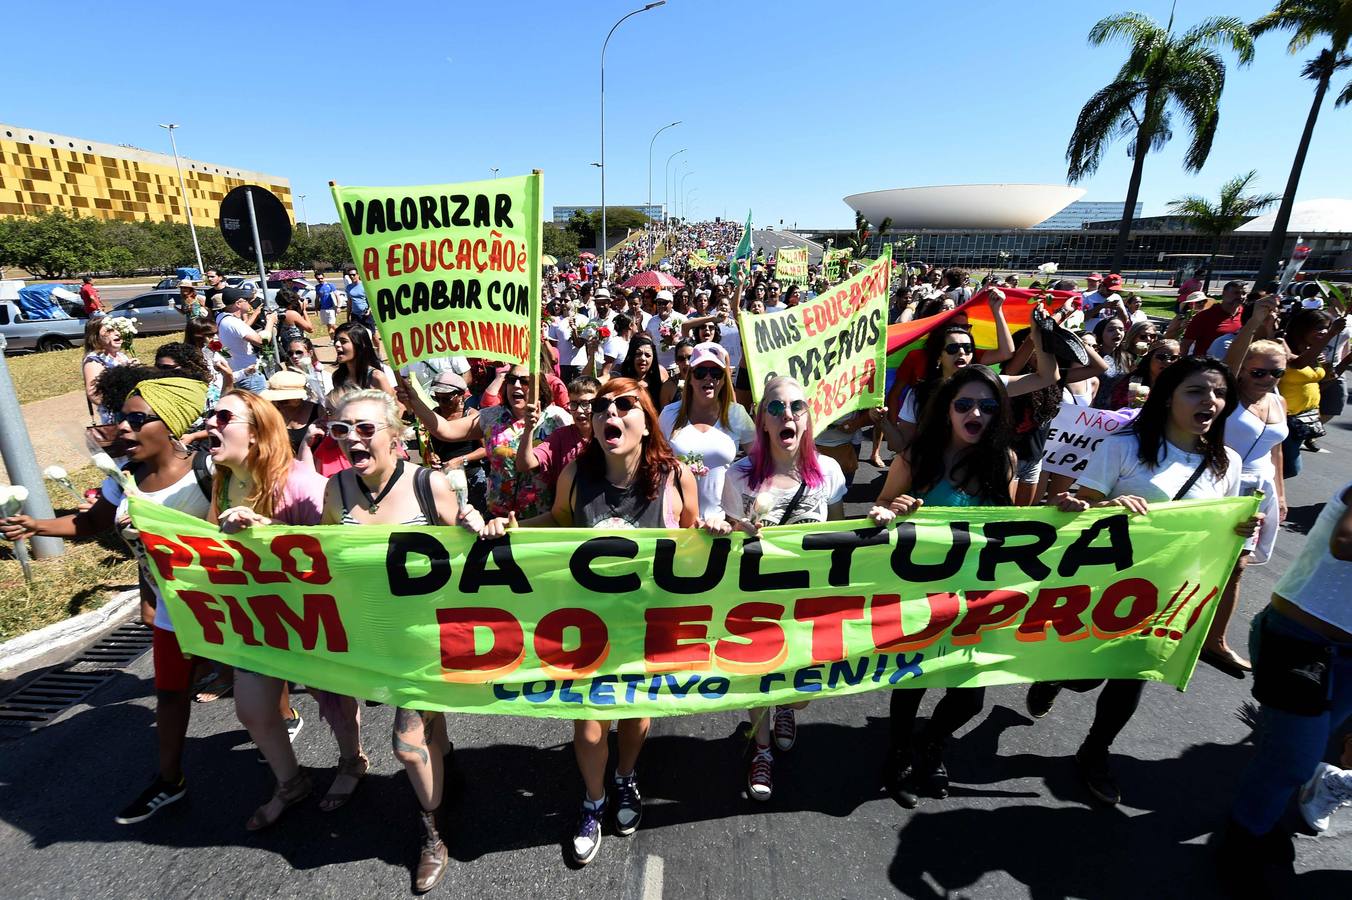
[
  {"xmin": 917, "ymin": 739, "xmax": 949, "ymax": 799},
  {"xmin": 613, "ymin": 773, "xmax": 642, "ymax": 835},
  {"xmin": 571, "ymin": 799, "xmax": 605, "ymax": 865},
  {"xmin": 115, "ymin": 775, "xmax": 186, "ymax": 824},
  {"xmin": 256, "ymin": 707, "xmax": 305, "ymax": 763},
  {"xmin": 1025, "ymin": 682, "xmax": 1061, "ymax": 719},
  {"xmin": 1076, "ymin": 746, "xmax": 1120, "ymax": 805}
]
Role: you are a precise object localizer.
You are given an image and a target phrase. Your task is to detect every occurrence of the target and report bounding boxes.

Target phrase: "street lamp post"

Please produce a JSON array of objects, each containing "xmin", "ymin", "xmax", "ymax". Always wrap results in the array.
[
  {"xmin": 663, "ymin": 148, "xmax": 686, "ymax": 225},
  {"xmin": 647, "ymin": 120, "xmax": 680, "ymax": 214},
  {"xmin": 600, "ymin": 2, "xmax": 666, "ymax": 262},
  {"xmin": 491, "ymin": 167, "xmax": 500, "ymax": 179},
  {"xmin": 298, "ymin": 194, "xmax": 310, "ymax": 236},
  {"xmin": 158, "ymin": 123, "xmax": 205, "ymax": 276},
  {"xmin": 679, "ymin": 170, "xmax": 694, "ymax": 222},
  {"xmin": 684, "ymin": 187, "xmax": 698, "ymax": 222}
]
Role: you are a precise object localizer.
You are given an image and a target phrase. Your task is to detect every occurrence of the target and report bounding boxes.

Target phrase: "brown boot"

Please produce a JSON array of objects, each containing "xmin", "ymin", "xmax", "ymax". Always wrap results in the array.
[{"xmin": 413, "ymin": 808, "xmax": 448, "ymax": 893}]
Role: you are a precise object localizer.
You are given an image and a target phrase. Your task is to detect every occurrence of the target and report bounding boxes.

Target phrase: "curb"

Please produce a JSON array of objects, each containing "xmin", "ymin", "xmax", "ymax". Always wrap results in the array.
[{"xmin": 0, "ymin": 588, "xmax": 139, "ymax": 673}]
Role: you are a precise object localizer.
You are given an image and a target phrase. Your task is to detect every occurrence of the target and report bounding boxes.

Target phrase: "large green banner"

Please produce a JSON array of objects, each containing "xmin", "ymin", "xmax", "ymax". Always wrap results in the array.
[
  {"xmin": 130, "ymin": 494, "xmax": 1253, "ymax": 719},
  {"xmin": 743, "ymin": 247, "xmax": 890, "ymax": 420},
  {"xmin": 775, "ymin": 246, "xmax": 808, "ymax": 286},
  {"xmin": 331, "ymin": 172, "xmax": 543, "ymax": 370}
]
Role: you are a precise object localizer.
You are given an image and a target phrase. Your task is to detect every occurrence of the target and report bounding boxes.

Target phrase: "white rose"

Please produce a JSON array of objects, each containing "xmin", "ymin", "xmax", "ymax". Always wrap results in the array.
[
  {"xmin": 752, "ymin": 492, "xmax": 775, "ymax": 519},
  {"xmin": 43, "ymin": 465, "xmax": 68, "ymax": 481},
  {"xmin": 445, "ymin": 468, "xmax": 468, "ymax": 493},
  {"xmin": 1037, "ymin": 262, "xmax": 1059, "ymax": 275}
]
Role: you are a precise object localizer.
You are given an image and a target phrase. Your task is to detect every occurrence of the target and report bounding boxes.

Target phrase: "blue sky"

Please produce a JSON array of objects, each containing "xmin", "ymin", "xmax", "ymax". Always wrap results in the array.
[{"xmin": 7, "ymin": 0, "xmax": 1350, "ymax": 228}]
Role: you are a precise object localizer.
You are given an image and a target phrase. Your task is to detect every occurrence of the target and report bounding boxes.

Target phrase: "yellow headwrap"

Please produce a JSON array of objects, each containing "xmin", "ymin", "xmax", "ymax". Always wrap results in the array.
[{"xmin": 133, "ymin": 377, "xmax": 210, "ymax": 439}]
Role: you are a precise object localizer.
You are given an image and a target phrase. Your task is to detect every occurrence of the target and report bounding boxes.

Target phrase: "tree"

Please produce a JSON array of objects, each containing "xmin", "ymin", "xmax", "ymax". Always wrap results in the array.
[
  {"xmin": 543, "ymin": 222, "xmax": 579, "ymax": 260},
  {"xmin": 0, "ymin": 210, "xmax": 103, "ymax": 277},
  {"xmin": 1167, "ymin": 171, "xmax": 1279, "ymax": 291},
  {"xmin": 1249, "ymin": 1, "xmax": 1352, "ymax": 287},
  {"xmin": 1066, "ymin": 12, "xmax": 1255, "ymax": 274}
]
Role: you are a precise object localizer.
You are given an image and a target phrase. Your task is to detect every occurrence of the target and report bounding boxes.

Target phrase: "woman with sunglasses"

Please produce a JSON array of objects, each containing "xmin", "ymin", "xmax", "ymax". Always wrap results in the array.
[
  {"xmin": 617, "ymin": 333, "xmax": 669, "ymax": 405},
  {"xmin": 895, "ymin": 319, "xmax": 1055, "ymax": 449},
  {"xmin": 704, "ymin": 376, "xmax": 845, "ymax": 800},
  {"xmin": 479, "ymin": 379, "xmax": 697, "ymax": 866},
  {"xmin": 204, "ymin": 391, "xmax": 364, "ymax": 831},
  {"xmin": 401, "ymin": 363, "xmax": 570, "ymax": 520},
  {"xmin": 2, "ymin": 370, "xmax": 215, "ymax": 826},
  {"xmin": 869, "ymin": 366, "xmax": 1016, "ymax": 808},
  {"xmin": 658, "ymin": 338, "xmax": 696, "ymax": 408},
  {"xmin": 659, "ymin": 342, "xmax": 755, "ymax": 519},
  {"xmin": 1107, "ymin": 338, "xmax": 1181, "ymax": 409},
  {"xmin": 1193, "ymin": 296, "xmax": 1292, "ymax": 676},
  {"xmin": 321, "ymin": 389, "xmax": 483, "ymax": 893},
  {"xmin": 330, "ymin": 322, "xmax": 393, "ymax": 401},
  {"xmin": 1038, "ymin": 357, "xmax": 1260, "ymax": 805}
]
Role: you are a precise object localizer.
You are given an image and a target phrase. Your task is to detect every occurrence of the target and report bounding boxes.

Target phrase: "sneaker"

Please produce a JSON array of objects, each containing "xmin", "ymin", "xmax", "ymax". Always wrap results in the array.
[
  {"xmin": 1025, "ymin": 682, "xmax": 1061, "ymax": 719},
  {"xmin": 772, "ymin": 707, "xmax": 797, "ymax": 752},
  {"xmin": 613, "ymin": 772, "xmax": 642, "ymax": 835},
  {"xmin": 571, "ymin": 799, "xmax": 605, "ymax": 865},
  {"xmin": 115, "ymin": 775, "xmax": 186, "ymax": 824},
  {"xmin": 1076, "ymin": 746, "xmax": 1120, "ymax": 805},
  {"xmin": 256, "ymin": 707, "xmax": 305, "ymax": 763},
  {"xmin": 1299, "ymin": 761, "xmax": 1352, "ymax": 832},
  {"xmin": 747, "ymin": 746, "xmax": 773, "ymax": 802}
]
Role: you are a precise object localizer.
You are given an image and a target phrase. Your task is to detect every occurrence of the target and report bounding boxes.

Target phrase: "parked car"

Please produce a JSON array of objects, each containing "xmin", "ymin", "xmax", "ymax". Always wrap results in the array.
[
  {"xmin": 107, "ymin": 291, "xmax": 188, "ymax": 337},
  {"xmin": 0, "ymin": 298, "xmax": 89, "ymax": 352}
]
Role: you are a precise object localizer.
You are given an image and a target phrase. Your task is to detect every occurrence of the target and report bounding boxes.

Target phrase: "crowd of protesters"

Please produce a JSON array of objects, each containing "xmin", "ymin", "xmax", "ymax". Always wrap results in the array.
[{"xmin": 4, "ymin": 221, "xmax": 1350, "ymax": 896}]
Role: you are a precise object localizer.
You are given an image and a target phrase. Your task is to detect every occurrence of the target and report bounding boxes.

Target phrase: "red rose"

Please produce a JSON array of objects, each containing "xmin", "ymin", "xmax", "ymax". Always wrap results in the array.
[
  {"xmin": 208, "ymin": 339, "xmax": 224, "ymax": 352},
  {"xmin": 598, "ymin": 327, "xmax": 611, "ymax": 339}
]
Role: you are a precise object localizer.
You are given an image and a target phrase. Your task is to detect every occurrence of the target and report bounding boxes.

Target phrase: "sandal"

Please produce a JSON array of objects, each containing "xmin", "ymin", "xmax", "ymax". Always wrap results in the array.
[
  {"xmin": 318, "ymin": 753, "xmax": 370, "ymax": 813},
  {"xmin": 245, "ymin": 769, "xmax": 312, "ymax": 831},
  {"xmin": 194, "ymin": 673, "xmax": 234, "ymax": 703}
]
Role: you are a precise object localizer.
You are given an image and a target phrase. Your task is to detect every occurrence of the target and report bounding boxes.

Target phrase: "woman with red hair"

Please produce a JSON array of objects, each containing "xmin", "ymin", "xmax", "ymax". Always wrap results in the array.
[
  {"xmin": 708, "ymin": 375, "xmax": 847, "ymax": 801},
  {"xmin": 479, "ymin": 377, "xmax": 697, "ymax": 866}
]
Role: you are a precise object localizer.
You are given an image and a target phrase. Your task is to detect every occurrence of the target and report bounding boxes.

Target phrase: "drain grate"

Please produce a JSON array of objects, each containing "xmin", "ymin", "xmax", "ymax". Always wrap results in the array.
[{"xmin": 0, "ymin": 619, "xmax": 152, "ymax": 730}]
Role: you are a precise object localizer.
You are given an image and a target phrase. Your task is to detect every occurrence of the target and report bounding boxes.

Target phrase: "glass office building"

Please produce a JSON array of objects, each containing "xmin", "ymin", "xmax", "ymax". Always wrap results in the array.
[
  {"xmin": 552, "ymin": 204, "xmax": 664, "ymax": 224},
  {"xmin": 1031, "ymin": 200, "xmax": 1142, "ymax": 230}
]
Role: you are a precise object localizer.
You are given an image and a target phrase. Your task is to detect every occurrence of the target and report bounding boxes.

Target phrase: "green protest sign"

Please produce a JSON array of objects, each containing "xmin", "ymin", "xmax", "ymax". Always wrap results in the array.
[
  {"xmin": 775, "ymin": 246, "xmax": 808, "ymax": 286},
  {"xmin": 742, "ymin": 247, "xmax": 891, "ymax": 421},
  {"xmin": 824, "ymin": 248, "xmax": 852, "ymax": 282},
  {"xmin": 130, "ymin": 494, "xmax": 1253, "ymax": 719},
  {"xmin": 330, "ymin": 172, "xmax": 543, "ymax": 371}
]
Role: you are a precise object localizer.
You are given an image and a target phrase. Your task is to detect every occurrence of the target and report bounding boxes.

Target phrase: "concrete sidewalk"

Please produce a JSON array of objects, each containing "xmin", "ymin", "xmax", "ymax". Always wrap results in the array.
[{"xmin": 0, "ymin": 388, "xmax": 97, "ymax": 483}]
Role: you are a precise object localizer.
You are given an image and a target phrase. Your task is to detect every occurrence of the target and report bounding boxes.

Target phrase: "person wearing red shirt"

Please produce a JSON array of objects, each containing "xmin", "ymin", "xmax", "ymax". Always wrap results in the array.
[
  {"xmin": 1182, "ymin": 281, "xmax": 1246, "ymax": 357},
  {"xmin": 79, "ymin": 276, "xmax": 104, "ymax": 316}
]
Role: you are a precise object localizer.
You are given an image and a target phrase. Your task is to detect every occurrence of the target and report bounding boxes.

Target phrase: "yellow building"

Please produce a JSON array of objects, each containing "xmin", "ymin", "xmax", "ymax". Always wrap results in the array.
[{"xmin": 0, "ymin": 123, "xmax": 292, "ymax": 225}]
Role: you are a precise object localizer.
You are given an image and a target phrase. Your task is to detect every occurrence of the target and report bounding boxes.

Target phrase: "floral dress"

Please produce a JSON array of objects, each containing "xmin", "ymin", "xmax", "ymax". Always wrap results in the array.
[{"xmin": 478, "ymin": 403, "xmax": 571, "ymax": 518}]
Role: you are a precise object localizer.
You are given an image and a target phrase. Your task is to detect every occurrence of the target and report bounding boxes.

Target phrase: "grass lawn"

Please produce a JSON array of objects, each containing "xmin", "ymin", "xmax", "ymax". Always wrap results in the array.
[
  {"xmin": 5, "ymin": 347, "xmax": 87, "ymax": 405},
  {"xmin": 0, "ymin": 465, "xmax": 137, "ymax": 642}
]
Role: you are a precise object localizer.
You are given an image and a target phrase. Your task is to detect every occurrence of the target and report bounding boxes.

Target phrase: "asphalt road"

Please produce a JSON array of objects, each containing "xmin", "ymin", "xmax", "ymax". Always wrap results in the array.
[
  {"xmin": 752, "ymin": 229, "xmax": 824, "ymax": 264},
  {"xmin": 2, "ymin": 425, "xmax": 1350, "ymax": 898}
]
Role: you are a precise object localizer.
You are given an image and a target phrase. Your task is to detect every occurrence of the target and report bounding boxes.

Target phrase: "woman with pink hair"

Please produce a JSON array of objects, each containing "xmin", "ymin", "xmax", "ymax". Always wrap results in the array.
[{"xmin": 708, "ymin": 376, "xmax": 846, "ymax": 801}]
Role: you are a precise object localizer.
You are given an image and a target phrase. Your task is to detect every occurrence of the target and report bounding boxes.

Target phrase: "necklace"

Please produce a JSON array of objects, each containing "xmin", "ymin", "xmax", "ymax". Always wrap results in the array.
[{"xmin": 358, "ymin": 460, "xmax": 404, "ymax": 514}]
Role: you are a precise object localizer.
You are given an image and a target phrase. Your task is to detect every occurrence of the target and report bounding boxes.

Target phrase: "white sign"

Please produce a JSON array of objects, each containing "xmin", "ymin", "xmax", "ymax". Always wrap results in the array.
[{"xmin": 1042, "ymin": 403, "xmax": 1139, "ymax": 477}]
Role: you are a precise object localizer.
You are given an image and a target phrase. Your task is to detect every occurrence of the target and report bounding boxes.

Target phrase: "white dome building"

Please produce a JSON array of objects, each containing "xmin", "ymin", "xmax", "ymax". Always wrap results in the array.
[{"xmin": 843, "ymin": 184, "xmax": 1086, "ymax": 230}]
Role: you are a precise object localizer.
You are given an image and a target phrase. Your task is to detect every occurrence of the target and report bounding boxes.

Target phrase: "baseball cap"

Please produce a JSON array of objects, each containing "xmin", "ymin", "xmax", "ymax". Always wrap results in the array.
[
  {"xmin": 260, "ymin": 370, "xmax": 308, "ymax": 402},
  {"xmin": 178, "ymin": 278, "xmax": 195, "ymax": 288},
  {"xmin": 656, "ymin": 289, "xmax": 674, "ymax": 302},
  {"xmin": 1102, "ymin": 273, "xmax": 1124, "ymax": 289},
  {"xmin": 431, "ymin": 370, "xmax": 468, "ymax": 394},
  {"xmin": 689, "ymin": 342, "xmax": 730, "ymax": 370},
  {"xmin": 222, "ymin": 286, "xmax": 252, "ymax": 306},
  {"xmin": 1087, "ymin": 272, "xmax": 1103, "ymax": 281}
]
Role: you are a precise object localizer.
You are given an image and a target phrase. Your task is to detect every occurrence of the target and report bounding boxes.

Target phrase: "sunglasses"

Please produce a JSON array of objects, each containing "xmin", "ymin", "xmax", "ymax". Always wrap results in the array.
[
  {"xmin": 204, "ymin": 408, "xmax": 250, "ymax": 429},
  {"xmin": 1246, "ymin": 367, "xmax": 1286, "ymax": 380},
  {"xmin": 944, "ymin": 343, "xmax": 975, "ymax": 356},
  {"xmin": 117, "ymin": 411, "xmax": 164, "ymax": 430},
  {"xmin": 568, "ymin": 398, "xmax": 594, "ymax": 412},
  {"xmin": 288, "ymin": 349, "xmax": 309, "ymax": 357},
  {"xmin": 953, "ymin": 397, "xmax": 1000, "ymax": 415},
  {"xmin": 326, "ymin": 420, "xmax": 389, "ymax": 440},
  {"xmin": 766, "ymin": 398, "xmax": 808, "ymax": 418},
  {"xmin": 501, "ymin": 373, "xmax": 531, "ymax": 387},
  {"xmin": 692, "ymin": 365, "xmax": 724, "ymax": 381},
  {"xmin": 590, "ymin": 395, "xmax": 642, "ymax": 417},
  {"xmin": 1152, "ymin": 352, "xmax": 1180, "ymax": 363},
  {"xmin": 436, "ymin": 388, "xmax": 465, "ymax": 400}
]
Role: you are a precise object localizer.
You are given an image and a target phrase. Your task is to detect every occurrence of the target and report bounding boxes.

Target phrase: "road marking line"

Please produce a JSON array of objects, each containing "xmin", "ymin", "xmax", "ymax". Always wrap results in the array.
[{"xmin": 641, "ymin": 853, "xmax": 664, "ymax": 900}]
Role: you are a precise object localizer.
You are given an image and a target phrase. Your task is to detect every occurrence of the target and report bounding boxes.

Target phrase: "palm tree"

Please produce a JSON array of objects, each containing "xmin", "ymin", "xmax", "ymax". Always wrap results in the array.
[
  {"xmin": 1249, "ymin": 1, "xmax": 1352, "ymax": 287},
  {"xmin": 1167, "ymin": 171, "xmax": 1279, "ymax": 291},
  {"xmin": 1066, "ymin": 12, "xmax": 1255, "ymax": 274}
]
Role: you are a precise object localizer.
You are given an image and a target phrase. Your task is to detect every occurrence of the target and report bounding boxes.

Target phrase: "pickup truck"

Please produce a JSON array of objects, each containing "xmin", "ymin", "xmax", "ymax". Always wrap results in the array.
[{"xmin": 0, "ymin": 298, "xmax": 90, "ymax": 352}]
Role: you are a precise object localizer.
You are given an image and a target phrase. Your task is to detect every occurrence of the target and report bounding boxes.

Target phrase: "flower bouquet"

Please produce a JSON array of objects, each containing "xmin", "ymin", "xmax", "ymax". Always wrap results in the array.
[
  {"xmin": 678, "ymin": 451, "xmax": 709, "ymax": 478},
  {"xmin": 658, "ymin": 323, "xmax": 677, "ymax": 351},
  {"xmin": 106, "ymin": 315, "xmax": 139, "ymax": 351}
]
